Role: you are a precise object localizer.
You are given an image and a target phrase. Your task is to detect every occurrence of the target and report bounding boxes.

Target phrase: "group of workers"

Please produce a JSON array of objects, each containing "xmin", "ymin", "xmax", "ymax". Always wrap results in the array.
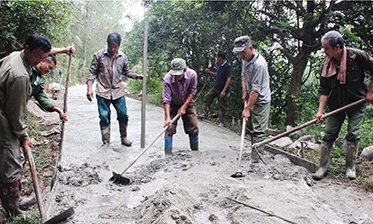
[{"xmin": 1, "ymin": 29, "xmax": 373, "ymax": 219}]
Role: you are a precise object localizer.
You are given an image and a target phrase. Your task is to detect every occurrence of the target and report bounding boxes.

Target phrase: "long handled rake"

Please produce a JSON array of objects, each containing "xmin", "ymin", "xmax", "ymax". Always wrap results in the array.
[
  {"xmin": 252, "ymin": 99, "xmax": 365, "ymax": 149},
  {"xmin": 231, "ymin": 98, "xmax": 365, "ymax": 178}
]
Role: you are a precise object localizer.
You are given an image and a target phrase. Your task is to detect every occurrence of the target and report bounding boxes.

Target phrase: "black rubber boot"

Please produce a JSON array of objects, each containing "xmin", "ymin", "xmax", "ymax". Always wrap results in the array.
[
  {"xmin": 0, "ymin": 179, "xmax": 25, "ymax": 217},
  {"xmin": 119, "ymin": 123, "xmax": 132, "ymax": 146},
  {"xmin": 202, "ymin": 103, "xmax": 210, "ymax": 118},
  {"xmin": 100, "ymin": 125, "xmax": 111, "ymax": 144}
]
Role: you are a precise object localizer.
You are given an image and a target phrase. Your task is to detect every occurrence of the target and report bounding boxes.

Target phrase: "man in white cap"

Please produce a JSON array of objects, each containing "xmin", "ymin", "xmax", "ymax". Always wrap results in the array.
[
  {"xmin": 233, "ymin": 35, "xmax": 271, "ymax": 163},
  {"xmin": 162, "ymin": 58, "xmax": 199, "ymax": 154}
]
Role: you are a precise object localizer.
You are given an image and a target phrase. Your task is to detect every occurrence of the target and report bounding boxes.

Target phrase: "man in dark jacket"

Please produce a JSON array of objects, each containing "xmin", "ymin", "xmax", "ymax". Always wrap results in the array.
[
  {"xmin": 203, "ymin": 50, "xmax": 231, "ymax": 127},
  {"xmin": 313, "ymin": 30, "xmax": 373, "ymax": 180}
]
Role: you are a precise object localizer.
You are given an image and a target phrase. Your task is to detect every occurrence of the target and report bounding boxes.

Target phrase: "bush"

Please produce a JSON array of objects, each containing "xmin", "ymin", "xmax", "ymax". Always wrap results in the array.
[{"xmin": 127, "ymin": 74, "xmax": 164, "ymax": 105}]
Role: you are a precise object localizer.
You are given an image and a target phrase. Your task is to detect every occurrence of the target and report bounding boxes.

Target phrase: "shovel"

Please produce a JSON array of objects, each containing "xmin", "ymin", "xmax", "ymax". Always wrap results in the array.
[
  {"xmin": 110, "ymin": 113, "xmax": 181, "ymax": 185},
  {"xmin": 231, "ymin": 98, "xmax": 365, "ymax": 178},
  {"xmin": 25, "ymin": 147, "xmax": 75, "ymax": 223}
]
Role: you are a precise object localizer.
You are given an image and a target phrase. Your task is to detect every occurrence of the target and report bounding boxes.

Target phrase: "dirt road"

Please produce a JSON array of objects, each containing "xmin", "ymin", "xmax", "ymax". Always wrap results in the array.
[{"xmin": 46, "ymin": 85, "xmax": 373, "ymax": 224}]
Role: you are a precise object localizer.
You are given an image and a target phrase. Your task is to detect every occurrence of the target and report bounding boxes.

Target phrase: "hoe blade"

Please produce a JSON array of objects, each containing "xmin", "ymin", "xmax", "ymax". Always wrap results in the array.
[
  {"xmin": 44, "ymin": 207, "xmax": 75, "ymax": 224},
  {"xmin": 231, "ymin": 171, "xmax": 244, "ymax": 178},
  {"xmin": 109, "ymin": 171, "xmax": 131, "ymax": 185}
]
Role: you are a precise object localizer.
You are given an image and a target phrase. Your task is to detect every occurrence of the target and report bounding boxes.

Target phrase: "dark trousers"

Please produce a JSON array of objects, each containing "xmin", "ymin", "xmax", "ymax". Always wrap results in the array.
[
  {"xmin": 165, "ymin": 102, "xmax": 199, "ymax": 137},
  {"xmin": 204, "ymin": 88, "xmax": 227, "ymax": 112},
  {"xmin": 323, "ymin": 104, "xmax": 366, "ymax": 142},
  {"xmin": 96, "ymin": 95, "xmax": 129, "ymax": 127}
]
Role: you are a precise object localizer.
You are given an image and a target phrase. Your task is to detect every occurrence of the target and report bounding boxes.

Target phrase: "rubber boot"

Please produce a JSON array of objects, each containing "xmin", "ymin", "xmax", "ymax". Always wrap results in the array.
[
  {"xmin": 219, "ymin": 110, "xmax": 226, "ymax": 127},
  {"xmin": 0, "ymin": 179, "xmax": 25, "ymax": 217},
  {"xmin": 19, "ymin": 196, "xmax": 36, "ymax": 210},
  {"xmin": 202, "ymin": 103, "xmax": 210, "ymax": 118},
  {"xmin": 251, "ymin": 136, "xmax": 264, "ymax": 163},
  {"xmin": 119, "ymin": 123, "xmax": 132, "ymax": 146},
  {"xmin": 346, "ymin": 141, "xmax": 359, "ymax": 180},
  {"xmin": 189, "ymin": 136, "xmax": 199, "ymax": 151},
  {"xmin": 164, "ymin": 136, "xmax": 173, "ymax": 155},
  {"xmin": 312, "ymin": 141, "xmax": 333, "ymax": 180},
  {"xmin": 17, "ymin": 179, "xmax": 36, "ymax": 210},
  {"xmin": 100, "ymin": 125, "xmax": 111, "ymax": 144}
]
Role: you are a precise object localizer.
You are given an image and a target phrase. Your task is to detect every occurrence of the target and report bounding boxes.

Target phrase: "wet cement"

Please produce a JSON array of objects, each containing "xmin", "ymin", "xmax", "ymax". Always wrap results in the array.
[{"xmin": 44, "ymin": 85, "xmax": 373, "ymax": 224}]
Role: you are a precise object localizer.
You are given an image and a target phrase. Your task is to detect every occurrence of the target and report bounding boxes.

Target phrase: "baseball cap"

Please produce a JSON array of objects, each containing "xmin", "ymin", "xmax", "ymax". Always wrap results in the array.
[
  {"xmin": 170, "ymin": 58, "xmax": 187, "ymax": 75},
  {"xmin": 232, "ymin": 36, "xmax": 252, "ymax": 53}
]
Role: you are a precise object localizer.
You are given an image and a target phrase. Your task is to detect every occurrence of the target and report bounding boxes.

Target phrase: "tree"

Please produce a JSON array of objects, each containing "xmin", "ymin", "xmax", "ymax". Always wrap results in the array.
[
  {"xmin": 122, "ymin": 0, "xmax": 373, "ymax": 129},
  {"xmin": 0, "ymin": 0, "xmax": 73, "ymax": 58},
  {"xmin": 256, "ymin": 0, "xmax": 373, "ymax": 125},
  {"xmin": 70, "ymin": 1, "xmax": 120, "ymax": 74},
  {"xmin": 123, "ymin": 1, "xmax": 258, "ymax": 116}
]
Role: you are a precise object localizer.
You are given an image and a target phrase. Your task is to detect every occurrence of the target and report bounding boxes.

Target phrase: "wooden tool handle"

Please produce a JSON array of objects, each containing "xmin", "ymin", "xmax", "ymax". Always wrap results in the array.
[
  {"xmin": 252, "ymin": 98, "xmax": 366, "ymax": 148},
  {"xmin": 25, "ymin": 147, "xmax": 45, "ymax": 222}
]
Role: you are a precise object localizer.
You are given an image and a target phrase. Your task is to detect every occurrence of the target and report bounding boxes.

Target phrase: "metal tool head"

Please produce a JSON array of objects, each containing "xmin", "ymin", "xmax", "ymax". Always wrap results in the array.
[
  {"xmin": 109, "ymin": 171, "xmax": 131, "ymax": 185},
  {"xmin": 231, "ymin": 171, "xmax": 244, "ymax": 178},
  {"xmin": 44, "ymin": 207, "xmax": 75, "ymax": 224}
]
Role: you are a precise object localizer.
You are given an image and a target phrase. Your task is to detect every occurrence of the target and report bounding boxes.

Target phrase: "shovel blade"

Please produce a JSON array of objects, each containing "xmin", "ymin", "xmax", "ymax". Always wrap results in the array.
[{"xmin": 109, "ymin": 171, "xmax": 131, "ymax": 185}]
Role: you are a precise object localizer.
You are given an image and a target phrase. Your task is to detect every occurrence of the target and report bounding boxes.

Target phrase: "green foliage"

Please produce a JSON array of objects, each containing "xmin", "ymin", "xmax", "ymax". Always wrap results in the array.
[
  {"xmin": 127, "ymin": 73, "xmax": 164, "ymax": 105},
  {"xmin": 0, "ymin": 0, "xmax": 73, "ymax": 57},
  {"xmin": 27, "ymin": 115, "xmax": 40, "ymax": 135},
  {"xmin": 5, "ymin": 211, "xmax": 39, "ymax": 224},
  {"xmin": 4, "ymin": 0, "xmax": 373, "ymax": 130},
  {"xmin": 123, "ymin": 0, "xmax": 259, "ymax": 121},
  {"xmin": 360, "ymin": 108, "xmax": 373, "ymax": 150}
]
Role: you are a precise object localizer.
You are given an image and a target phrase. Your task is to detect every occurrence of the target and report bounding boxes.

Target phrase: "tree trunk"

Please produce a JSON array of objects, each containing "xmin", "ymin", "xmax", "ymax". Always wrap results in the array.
[
  {"xmin": 285, "ymin": 51, "xmax": 310, "ymax": 126},
  {"xmin": 83, "ymin": 3, "xmax": 88, "ymax": 68}
]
